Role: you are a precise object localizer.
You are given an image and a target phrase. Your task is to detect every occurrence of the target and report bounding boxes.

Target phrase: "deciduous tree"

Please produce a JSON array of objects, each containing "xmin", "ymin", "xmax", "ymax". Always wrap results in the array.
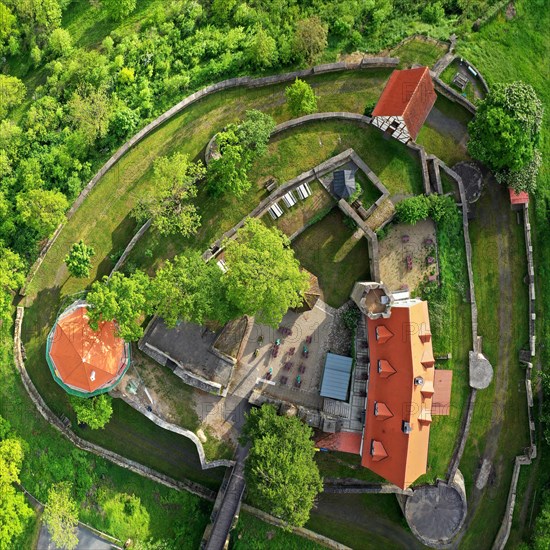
[
  {"xmin": 87, "ymin": 271, "xmax": 153, "ymax": 341},
  {"xmin": 16, "ymin": 188, "xmax": 68, "ymax": 239},
  {"xmin": 153, "ymin": 252, "xmax": 234, "ymax": 327},
  {"xmin": 0, "ymin": 75, "xmax": 26, "ymax": 119},
  {"xmin": 285, "ymin": 78, "xmax": 317, "ymax": 117},
  {"xmin": 241, "ymin": 405, "xmax": 323, "ymax": 527},
  {"xmin": 133, "ymin": 153, "xmax": 204, "ymax": 237},
  {"xmin": 0, "ymin": 436, "xmax": 34, "ymax": 549},
  {"xmin": 48, "ymin": 27, "xmax": 72, "ymax": 57},
  {"xmin": 223, "ymin": 218, "xmax": 308, "ymax": 326},
  {"xmin": 468, "ymin": 81, "xmax": 543, "ymax": 173},
  {"xmin": 292, "ymin": 16, "xmax": 327, "ymax": 64},
  {"xmin": 102, "ymin": 493, "xmax": 150, "ymax": 542},
  {"xmin": 0, "ymin": 248, "xmax": 25, "ymax": 319},
  {"xmin": 101, "ymin": 0, "xmax": 136, "ymax": 21},
  {"xmin": 43, "ymin": 482, "xmax": 79, "ymax": 550},
  {"xmin": 65, "ymin": 240, "xmax": 95, "ymax": 278},
  {"xmin": 246, "ymin": 24, "xmax": 277, "ymax": 70},
  {"xmin": 69, "ymin": 395, "xmax": 113, "ymax": 430}
]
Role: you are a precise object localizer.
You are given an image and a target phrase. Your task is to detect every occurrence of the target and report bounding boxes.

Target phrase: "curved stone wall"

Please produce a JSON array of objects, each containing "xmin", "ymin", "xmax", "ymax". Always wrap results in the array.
[{"xmin": 20, "ymin": 59, "xmax": 398, "ymax": 295}]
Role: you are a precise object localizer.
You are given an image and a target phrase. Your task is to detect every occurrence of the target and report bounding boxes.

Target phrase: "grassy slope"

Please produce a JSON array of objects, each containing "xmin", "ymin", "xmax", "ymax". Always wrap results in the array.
[
  {"xmin": 0, "ymin": 323, "xmax": 211, "ymax": 545},
  {"xmin": 456, "ymin": 2, "xmax": 549, "ymax": 546},
  {"xmin": 460, "ymin": 183, "xmax": 529, "ymax": 548}
]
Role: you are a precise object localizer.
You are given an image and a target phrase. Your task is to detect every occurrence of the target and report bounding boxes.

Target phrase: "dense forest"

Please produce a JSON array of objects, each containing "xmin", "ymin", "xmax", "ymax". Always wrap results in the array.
[{"xmin": 0, "ymin": 0, "xmax": 507, "ymax": 318}]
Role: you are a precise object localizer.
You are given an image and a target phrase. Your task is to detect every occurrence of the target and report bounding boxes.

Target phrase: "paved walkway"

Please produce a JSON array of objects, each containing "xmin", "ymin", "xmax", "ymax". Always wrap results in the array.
[{"xmin": 37, "ymin": 525, "xmax": 119, "ymax": 550}]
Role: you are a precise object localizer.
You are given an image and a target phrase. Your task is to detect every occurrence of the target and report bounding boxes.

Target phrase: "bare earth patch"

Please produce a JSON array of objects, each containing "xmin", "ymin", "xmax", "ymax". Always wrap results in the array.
[{"xmin": 379, "ymin": 219, "xmax": 438, "ymax": 292}]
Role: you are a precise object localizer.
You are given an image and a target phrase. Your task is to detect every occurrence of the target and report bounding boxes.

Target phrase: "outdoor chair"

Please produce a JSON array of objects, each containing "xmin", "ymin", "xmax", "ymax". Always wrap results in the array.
[
  {"xmin": 306, "ymin": 335, "xmax": 312, "ymax": 344},
  {"xmin": 402, "ymin": 235, "xmax": 410, "ymax": 243},
  {"xmin": 299, "ymin": 364, "xmax": 306, "ymax": 374},
  {"xmin": 280, "ymin": 376, "xmax": 288, "ymax": 385},
  {"xmin": 288, "ymin": 347, "xmax": 295, "ymax": 356}
]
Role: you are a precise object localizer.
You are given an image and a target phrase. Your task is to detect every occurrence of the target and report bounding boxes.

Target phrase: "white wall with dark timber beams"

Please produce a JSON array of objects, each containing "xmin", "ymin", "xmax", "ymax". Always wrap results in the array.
[{"xmin": 372, "ymin": 116, "xmax": 411, "ymax": 143}]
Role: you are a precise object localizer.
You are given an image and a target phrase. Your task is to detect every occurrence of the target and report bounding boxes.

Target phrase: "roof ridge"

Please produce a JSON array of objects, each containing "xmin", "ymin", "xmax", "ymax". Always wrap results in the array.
[{"xmin": 403, "ymin": 66, "xmax": 429, "ymax": 119}]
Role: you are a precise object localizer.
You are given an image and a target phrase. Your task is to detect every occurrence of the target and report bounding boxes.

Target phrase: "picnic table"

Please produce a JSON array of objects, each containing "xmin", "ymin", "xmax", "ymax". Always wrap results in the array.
[{"xmin": 406, "ymin": 255, "xmax": 413, "ymax": 271}]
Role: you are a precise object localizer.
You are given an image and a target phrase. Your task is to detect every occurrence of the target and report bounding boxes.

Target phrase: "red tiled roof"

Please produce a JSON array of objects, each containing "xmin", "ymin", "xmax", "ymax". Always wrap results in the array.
[
  {"xmin": 49, "ymin": 306, "xmax": 127, "ymax": 393},
  {"xmin": 361, "ymin": 301, "xmax": 436, "ymax": 489},
  {"xmin": 372, "ymin": 67, "xmax": 437, "ymax": 140},
  {"xmin": 316, "ymin": 431, "xmax": 362, "ymax": 455},
  {"xmin": 433, "ymin": 370, "xmax": 453, "ymax": 416},
  {"xmin": 509, "ymin": 188, "xmax": 529, "ymax": 205}
]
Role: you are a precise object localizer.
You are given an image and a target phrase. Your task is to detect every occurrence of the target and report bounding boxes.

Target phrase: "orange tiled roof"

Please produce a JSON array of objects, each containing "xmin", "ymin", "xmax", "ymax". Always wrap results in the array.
[
  {"xmin": 372, "ymin": 67, "xmax": 437, "ymax": 140},
  {"xmin": 361, "ymin": 301, "xmax": 436, "ymax": 489},
  {"xmin": 49, "ymin": 306, "xmax": 127, "ymax": 393}
]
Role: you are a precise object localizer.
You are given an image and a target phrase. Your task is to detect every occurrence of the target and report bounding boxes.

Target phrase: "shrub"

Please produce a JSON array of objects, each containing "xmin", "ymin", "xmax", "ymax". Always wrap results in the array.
[
  {"xmin": 285, "ymin": 78, "xmax": 317, "ymax": 117},
  {"xmin": 421, "ymin": 2, "xmax": 445, "ymax": 24},
  {"xmin": 395, "ymin": 195, "xmax": 430, "ymax": 224}
]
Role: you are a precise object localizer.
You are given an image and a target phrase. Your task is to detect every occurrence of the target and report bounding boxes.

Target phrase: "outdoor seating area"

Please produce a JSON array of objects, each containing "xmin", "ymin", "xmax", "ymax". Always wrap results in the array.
[{"xmin": 241, "ymin": 305, "xmax": 335, "ymax": 410}]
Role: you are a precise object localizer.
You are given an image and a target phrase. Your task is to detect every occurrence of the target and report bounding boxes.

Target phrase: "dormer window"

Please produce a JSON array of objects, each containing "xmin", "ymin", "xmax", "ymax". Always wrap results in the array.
[
  {"xmin": 402, "ymin": 421, "xmax": 412, "ymax": 434},
  {"xmin": 414, "ymin": 376, "xmax": 424, "ymax": 386}
]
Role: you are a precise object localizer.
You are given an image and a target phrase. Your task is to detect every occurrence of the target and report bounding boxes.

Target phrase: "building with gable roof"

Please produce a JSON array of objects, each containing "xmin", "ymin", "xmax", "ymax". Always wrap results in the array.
[
  {"xmin": 360, "ymin": 298, "xmax": 436, "ymax": 489},
  {"xmin": 371, "ymin": 67, "xmax": 437, "ymax": 143}
]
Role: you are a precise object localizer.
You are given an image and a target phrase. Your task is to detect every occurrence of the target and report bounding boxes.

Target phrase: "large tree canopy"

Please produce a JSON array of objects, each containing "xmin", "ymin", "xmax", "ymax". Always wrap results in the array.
[
  {"xmin": 153, "ymin": 252, "xmax": 235, "ymax": 328},
  {"xmin": 241, "ymin": 405, "xmax": 323, "ymax": 528},
  {"xmin": 43, "ymin": 482, "xmax": 79, "ymax": 550},
  {"xmin": 468, "ymin": 81, "xmax": 543, "ymax": 181},
  {"xmin": 223, "ymin": 218, "xmax": 308, "ymax": 327},
  {"xmin": 134, "ymin": 153, "xmax": 204, "ymax": 237},
  {"xmin": 0, "ymin": 433, "xmax": 34, "ymax": 549},
  {"xmin": 207, "ymin": 110, "xmax": 275, "ymax": 197},
  {"xmin": 70, "ymin": 395, "xmax": 113, "ymax": 430},
  {"xmin": 86, "ymin": 271, "xmax": 153, "ymax": 341}
]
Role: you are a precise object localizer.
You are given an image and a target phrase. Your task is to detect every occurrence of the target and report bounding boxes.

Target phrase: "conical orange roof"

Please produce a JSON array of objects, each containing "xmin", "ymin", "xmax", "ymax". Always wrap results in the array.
[{"xmin": 48, "ymin": 306, "xmax": 127, "ymax": 393}]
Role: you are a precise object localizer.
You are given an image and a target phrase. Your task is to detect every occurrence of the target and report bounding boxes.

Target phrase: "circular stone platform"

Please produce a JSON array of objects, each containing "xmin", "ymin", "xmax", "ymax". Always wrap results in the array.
[
  {"xmin": 452, "ymin": 162, "xmax": 484, "ymax": 203},
  {"xmin": 404, "ymin": 475, "xmax": 467, "ymax": 548}
]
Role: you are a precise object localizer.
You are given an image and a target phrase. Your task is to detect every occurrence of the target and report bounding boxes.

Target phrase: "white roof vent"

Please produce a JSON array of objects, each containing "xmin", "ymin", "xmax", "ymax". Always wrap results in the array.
[{"xmin": 90, "ymin": 370, "xmax": 96, "ymax": 382}]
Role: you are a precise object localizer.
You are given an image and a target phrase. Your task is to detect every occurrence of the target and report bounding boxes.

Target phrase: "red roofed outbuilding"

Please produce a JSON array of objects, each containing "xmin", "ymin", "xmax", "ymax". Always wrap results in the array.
[
  {"xmin": 509, "ymin": 188, "xmax": 529, "ymax": 210},
  {"xmin": 372, "ymin": 67, "xmax": 437, "ymax": 143}
]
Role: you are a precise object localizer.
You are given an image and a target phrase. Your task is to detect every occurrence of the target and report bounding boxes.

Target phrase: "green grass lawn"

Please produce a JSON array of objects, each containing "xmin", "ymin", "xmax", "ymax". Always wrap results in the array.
[
  {"xmin": 292, "ymin": 209, "xmax": 371, "ymax": 308},
  {"xmin": 315, "ymin": 451, "xmax": 386, "ymax": 483},
  {"xmin": 230, "ymin": 512, "xmax": 323, "ymax": 550},
  {"xmin": 459, "ymin": 182, "xmax": 529, "ymax": 549},
  {"xmin": 391, "ymin": 38, "xmax": 448, "ymax": 68},
  {"xmin": 356, "ymin": 170, "xmax": 383, "ymax": 210},
  {"xmin": 250, "ymin": 121, "xmax": 424, "ymax": 197}
]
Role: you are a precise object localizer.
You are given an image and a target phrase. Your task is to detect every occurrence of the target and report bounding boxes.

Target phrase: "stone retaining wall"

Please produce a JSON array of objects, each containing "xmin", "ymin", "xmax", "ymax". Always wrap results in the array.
[
  {"xmin": 337, "ymin": 200, "xmax": 381, "ymax": 282},
  {"xmin": 407, "ymin": 141, "xmax": 432, "ymax": 195},
  {"xmin": 522, "ymin": 204, "xmax": 536, "ymax": 356},
  {"xmin": 116, "ymin": 391, "xmax": 235, "ymax": 470},
  {"xmin": 109, "ymin": 219, "xmax": 152, "ymax": 277},
  {"xmin": 240, "ymin": 504, "xmax": 352, "ymax": 550},
  {"xmin": 433, "ymin": 76, "xmax": 477, "ymax": 115},
  {"xmin": 20, "ymin": 61, "xmax": 398, "ymax": 295},
  {"xmin": 13, "ymin": 307, "xmax": 217, "ymax": 502}
]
